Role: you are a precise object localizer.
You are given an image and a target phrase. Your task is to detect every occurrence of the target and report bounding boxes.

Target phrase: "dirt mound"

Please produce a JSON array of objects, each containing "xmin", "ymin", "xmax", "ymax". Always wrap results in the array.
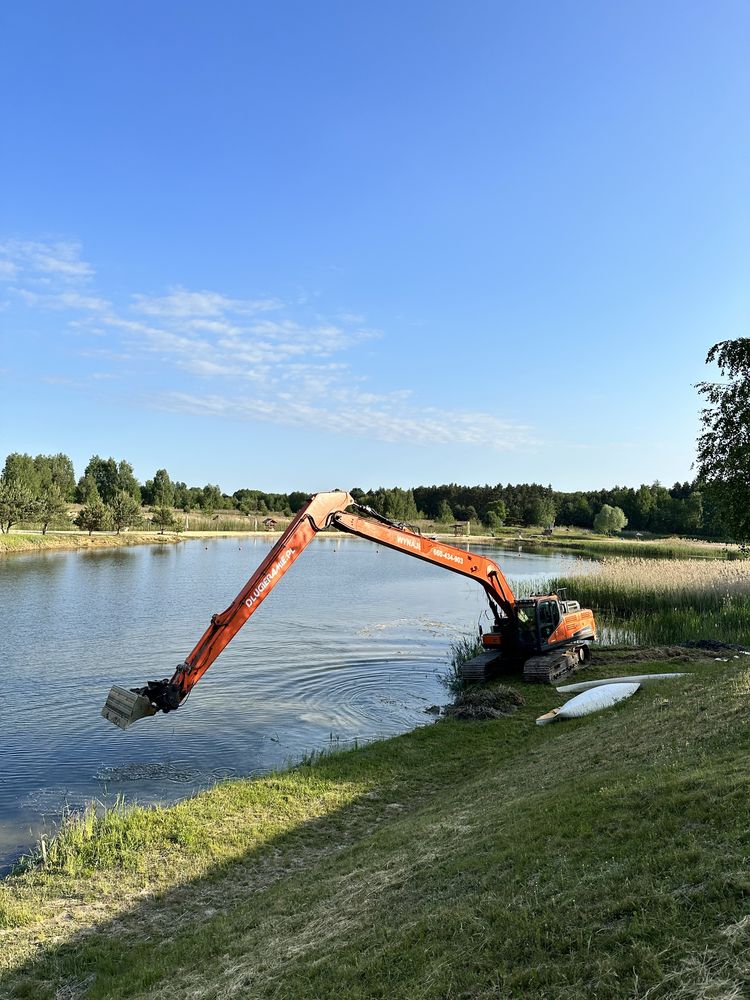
[
  {"xmin": 443, "ymin": 685, "xmax": 525, "ymax": 721},
  {"xmin": 680, "ymin": 639, "xmax": 750, "ymax": 653},
  {"xmin": 594, "ymin": 642, "xmax": 749, "ymax": 665},
  {"xmin": 593, "ymin": 645, "xmax": 707, "ymax": 665}
]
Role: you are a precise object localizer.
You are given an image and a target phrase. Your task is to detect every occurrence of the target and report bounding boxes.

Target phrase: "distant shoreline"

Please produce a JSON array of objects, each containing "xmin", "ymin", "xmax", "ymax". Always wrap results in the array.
[
  {"xmin": 0, "ymin": 528, "xmax": 505, "ymax": 557},
  {"xmin": 0, "ymin": 528, "xmax": 735, "ymax": 561},
  {"xmin": 0, "ymin": 530, "xmax": 265, "ymax": 555}
]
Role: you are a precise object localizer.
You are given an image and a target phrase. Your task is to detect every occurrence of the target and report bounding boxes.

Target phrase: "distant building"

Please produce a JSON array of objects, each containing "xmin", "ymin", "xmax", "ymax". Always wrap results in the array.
[{"xmin": 262, "ymin": 517, "xmax": 278, "ymax": 529}]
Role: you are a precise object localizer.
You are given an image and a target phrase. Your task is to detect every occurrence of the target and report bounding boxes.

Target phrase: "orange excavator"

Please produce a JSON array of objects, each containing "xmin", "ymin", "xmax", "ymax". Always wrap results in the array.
[{"xmin": 102, "ymin": 490, "xmax": 597, "ymax": 729}]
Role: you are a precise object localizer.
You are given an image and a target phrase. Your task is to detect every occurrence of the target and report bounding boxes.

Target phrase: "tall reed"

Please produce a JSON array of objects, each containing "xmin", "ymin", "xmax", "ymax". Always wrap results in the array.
[{"xmin": 546, "ymin": 558, "xmax": 750, "ymax": 647}]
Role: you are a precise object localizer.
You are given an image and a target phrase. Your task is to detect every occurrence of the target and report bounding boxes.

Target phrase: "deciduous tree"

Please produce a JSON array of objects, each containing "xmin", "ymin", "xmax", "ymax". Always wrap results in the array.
[
  {"xmin": 201, "ymin": 484, "xmax": 223, "ymax": 515},
  {"xmin": 34, "ymin": 453, "xmax": 76, "ymax": 499},
  {"xmin": 523, "ymin": 495, "xmax": 556, "ymax": 528},
  {"xmin": 697, "ymin": 338, "xmax": 750, "ymax": 540},
  {"xmin": 437, "ymin": 500, "xmax": 454, "ymax": 523},
  {"xmin": 76, "ymin": 473, "xmax": 102, "ymax": 505},
  {"xmin": 152, "ymin": 469, "xmax": 174, "ymax": 507},
  {"xmin": 83, "ymin": 456, "xmax": 119, "ymax": 504},
  {"xmin": 593, "ymin": 504, "xmax": 628, "ymax": 535},
  {"xmin": 2, "ymin": 453, "xmax": 41, "ymax": 495},
  {"xmin": 83, "ymin": 456, "xmax": 141, "ymax": 504},
  {"xmin": 117, "ymin": 460, "xmax": 142, "ymax": 503}
]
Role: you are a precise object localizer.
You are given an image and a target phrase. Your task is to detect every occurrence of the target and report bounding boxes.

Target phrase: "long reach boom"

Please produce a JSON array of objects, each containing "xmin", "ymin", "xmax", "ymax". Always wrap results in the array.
[{"xmin": 102, "ymin": 490, "xmax": 520, "ymax": 729}]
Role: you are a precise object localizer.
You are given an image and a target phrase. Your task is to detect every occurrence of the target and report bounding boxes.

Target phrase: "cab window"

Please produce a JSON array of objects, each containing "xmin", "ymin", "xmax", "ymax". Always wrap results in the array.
[
  {"xmin": 538, "ymin": 601, "xmax": 560, "ymax": 640},
  {"xmin": 517, "ymin": 606, "xmax": 536, "ymax": 634}
]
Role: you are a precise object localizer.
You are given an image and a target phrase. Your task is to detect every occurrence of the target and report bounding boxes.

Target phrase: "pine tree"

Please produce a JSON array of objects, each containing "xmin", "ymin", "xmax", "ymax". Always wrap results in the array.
[
  {"xmin": 108, "ymin": 490, "xmax": 142, "ymax": 534},
  {"xmin": 0, "ymin": 478, "xmax": 37, "ymax": 533},
  {"xmin": 37, "ymin": 483, "xmax": 68, "ymax": 535},
  {"xmin": 151, "ymin": 503, "xmax": 177, "ymax": 534},
  {"xmin": 76, "ymin": 501, "xmax": 108, "ymax": 536}
]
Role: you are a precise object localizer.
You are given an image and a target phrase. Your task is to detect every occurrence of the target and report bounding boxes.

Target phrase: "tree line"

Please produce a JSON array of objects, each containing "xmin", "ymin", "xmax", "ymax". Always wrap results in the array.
[
  {"xmin": 353, "ymin": 480, "xmax": 718, "ymax": 536},
  {"xmin": 0, "ymin": 453, "xmax": 301, "ymax": 535},
  {"xmin": 0, "ymin": 450, "xmax": 729, "ymax": 538}
]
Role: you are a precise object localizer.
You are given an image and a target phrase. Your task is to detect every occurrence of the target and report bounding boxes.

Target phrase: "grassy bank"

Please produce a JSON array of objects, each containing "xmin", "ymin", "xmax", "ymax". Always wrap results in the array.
[
  {"xmin": 551, "ymin": 558, "xmax": 750, "ymax": 646},
  {"xmin": 490, "ymin": 528, "xmax": 740, "ymax": 561},
  {"xmin": 2, "ymin": 653, "xmax": 749, "ymax": 999},
  {"xmin": 0, "ymin": 529, "xmax": 290, "ymax": 555},
  {"xmin": 0, "ymin": 531, "xmax": 190, "ymax": 554},
  {"xmin": 2, "ymin": 522, "xmax": 740, "ymax": 565},
  {"xmin": 400, "ymin": 524, "xmax": 736, "ymax": 560}
]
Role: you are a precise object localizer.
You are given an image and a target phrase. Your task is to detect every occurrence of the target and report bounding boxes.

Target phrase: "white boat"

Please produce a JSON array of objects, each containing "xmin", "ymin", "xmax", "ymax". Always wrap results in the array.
[
  {"xmin": 555, "ymin": 672, "xmax": 688, "ymax": 694},
  {"xmin": 536, "ymin": 682, "xmax": 640, "ymax": 726}
]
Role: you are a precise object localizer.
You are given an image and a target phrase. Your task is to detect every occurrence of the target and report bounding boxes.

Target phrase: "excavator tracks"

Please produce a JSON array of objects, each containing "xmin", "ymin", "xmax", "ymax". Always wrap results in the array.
[
  {"xmin": 522, "ymin": 647, "xmax": 585, "ymax": 685},
  {"xmin": 459, "ymin": 650, "xmax": 503, "ymax": 684},
  {"xmin": 460, "ymin": 645, "xmax": 590, "ymax": 685}
]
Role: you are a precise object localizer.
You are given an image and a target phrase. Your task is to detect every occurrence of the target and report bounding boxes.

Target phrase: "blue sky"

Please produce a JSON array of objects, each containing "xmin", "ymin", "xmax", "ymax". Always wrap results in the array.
[{"xmin": 1, "ymin": 1, "xmax": 748, "ymax": 493}]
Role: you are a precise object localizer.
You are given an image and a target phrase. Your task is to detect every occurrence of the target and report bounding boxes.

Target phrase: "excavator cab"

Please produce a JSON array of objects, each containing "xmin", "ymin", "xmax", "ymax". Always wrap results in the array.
[
  {"xmin": 515, "ymin": 594, "xmax": 596, "ymax": 683},
  {"xmin": 477, "ymin": 593, "xmax": 595, "ymax": 684},
  {"xmin": 479, "ymin": 598, "xmax": 565, "ymax": 656},
  {"xmin": 507, "ymin": 597, "xmax": 559, "ymax": 653},
  {"xmin": 514, "ymin": 603, "xmax": 538, "ymax": 653},
  {"xmin": 514, "ymin": 595, "xmax": 588, "ymax": 652}
]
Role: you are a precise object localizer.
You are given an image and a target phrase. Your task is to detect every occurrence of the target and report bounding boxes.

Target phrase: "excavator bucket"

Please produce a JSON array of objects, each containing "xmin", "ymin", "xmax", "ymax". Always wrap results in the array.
[{"xmin": 101, "ymin": 686, "xmax": 156, "ymax": 730}]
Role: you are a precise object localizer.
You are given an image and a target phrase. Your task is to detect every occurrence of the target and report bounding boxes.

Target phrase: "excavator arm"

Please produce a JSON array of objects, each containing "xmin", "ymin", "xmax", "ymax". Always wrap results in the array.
[
  {"xmin": 102, "ymin": 491, "xmax": 352, "ymax": 728},
  {"xmin": 101, "ymin": 490, "xmax": 517, "ymax": 729},
  {"xmin": 330, "ymin": 508, "xmax": 516, "ymax": 619}
]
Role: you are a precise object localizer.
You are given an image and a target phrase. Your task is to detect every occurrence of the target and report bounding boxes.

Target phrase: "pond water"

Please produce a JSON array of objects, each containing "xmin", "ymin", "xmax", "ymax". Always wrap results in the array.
[{"xmin": 0, "ymin": 536, "xmax": 592, "ymax": 871}]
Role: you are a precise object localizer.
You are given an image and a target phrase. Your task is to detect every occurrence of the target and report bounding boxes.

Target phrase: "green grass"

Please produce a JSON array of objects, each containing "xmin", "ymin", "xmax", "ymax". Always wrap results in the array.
[
  {"xmin": 507, "ymin": 532, "xmax": 739, "ymax": 561},
  {"xmin": 0, "ymin": 531, "xmax": 185, "ymax": 554},
  {"xmin": 426, "ymin": 522, "xmax": 738, "ymax": 560},
  {"xmin": 2, "ymin": 657, "xmax": 750, "ymax": 999},
  {"xmin": 603, "ymin": 604, "xmax": 750, "ymax": 646},
  {"xmin": 0, "ymin": 533, "xmax": 43, "ymax": 552},
  {"xmin": 333, "ymin": 519, "xmax": 737, "ymax": 561}
]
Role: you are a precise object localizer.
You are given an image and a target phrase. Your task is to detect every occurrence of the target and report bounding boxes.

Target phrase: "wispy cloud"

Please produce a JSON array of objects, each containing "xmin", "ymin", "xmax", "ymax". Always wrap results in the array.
[
  {"xmin": 131, "ymin": 286, "xmax": 282, "ymax": 318},
  {"xmin": 88, "ymin": 295, "xmax": 380, "ymax": 382},
  {"xmin": 4, "ymin": 237, "xmax": 536, "ymax": 450},
  {"xmin": 152, "ymin": 391, "xmax": 535, "ymax": 449},
  {"xmin": 17, "ymin": 289, "xmax": 109, "ymax": 311},
  {"xmin": 0, "ymin": 239, "xmax": 93, "ymax": 281}
]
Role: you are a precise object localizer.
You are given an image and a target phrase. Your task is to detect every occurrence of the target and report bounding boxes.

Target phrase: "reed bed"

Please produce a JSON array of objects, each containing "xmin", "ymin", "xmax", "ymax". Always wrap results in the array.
[
  {"xmin": 547, "ymin": 558, "xmax": 750, "ymax": 647},
  {"xmin": 553, "ymin": 558, "xmax": 750, "ymax": 611},
  {"xmin": 541, "ymin": 536, "xmax": 740, "ymax": 561}
]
